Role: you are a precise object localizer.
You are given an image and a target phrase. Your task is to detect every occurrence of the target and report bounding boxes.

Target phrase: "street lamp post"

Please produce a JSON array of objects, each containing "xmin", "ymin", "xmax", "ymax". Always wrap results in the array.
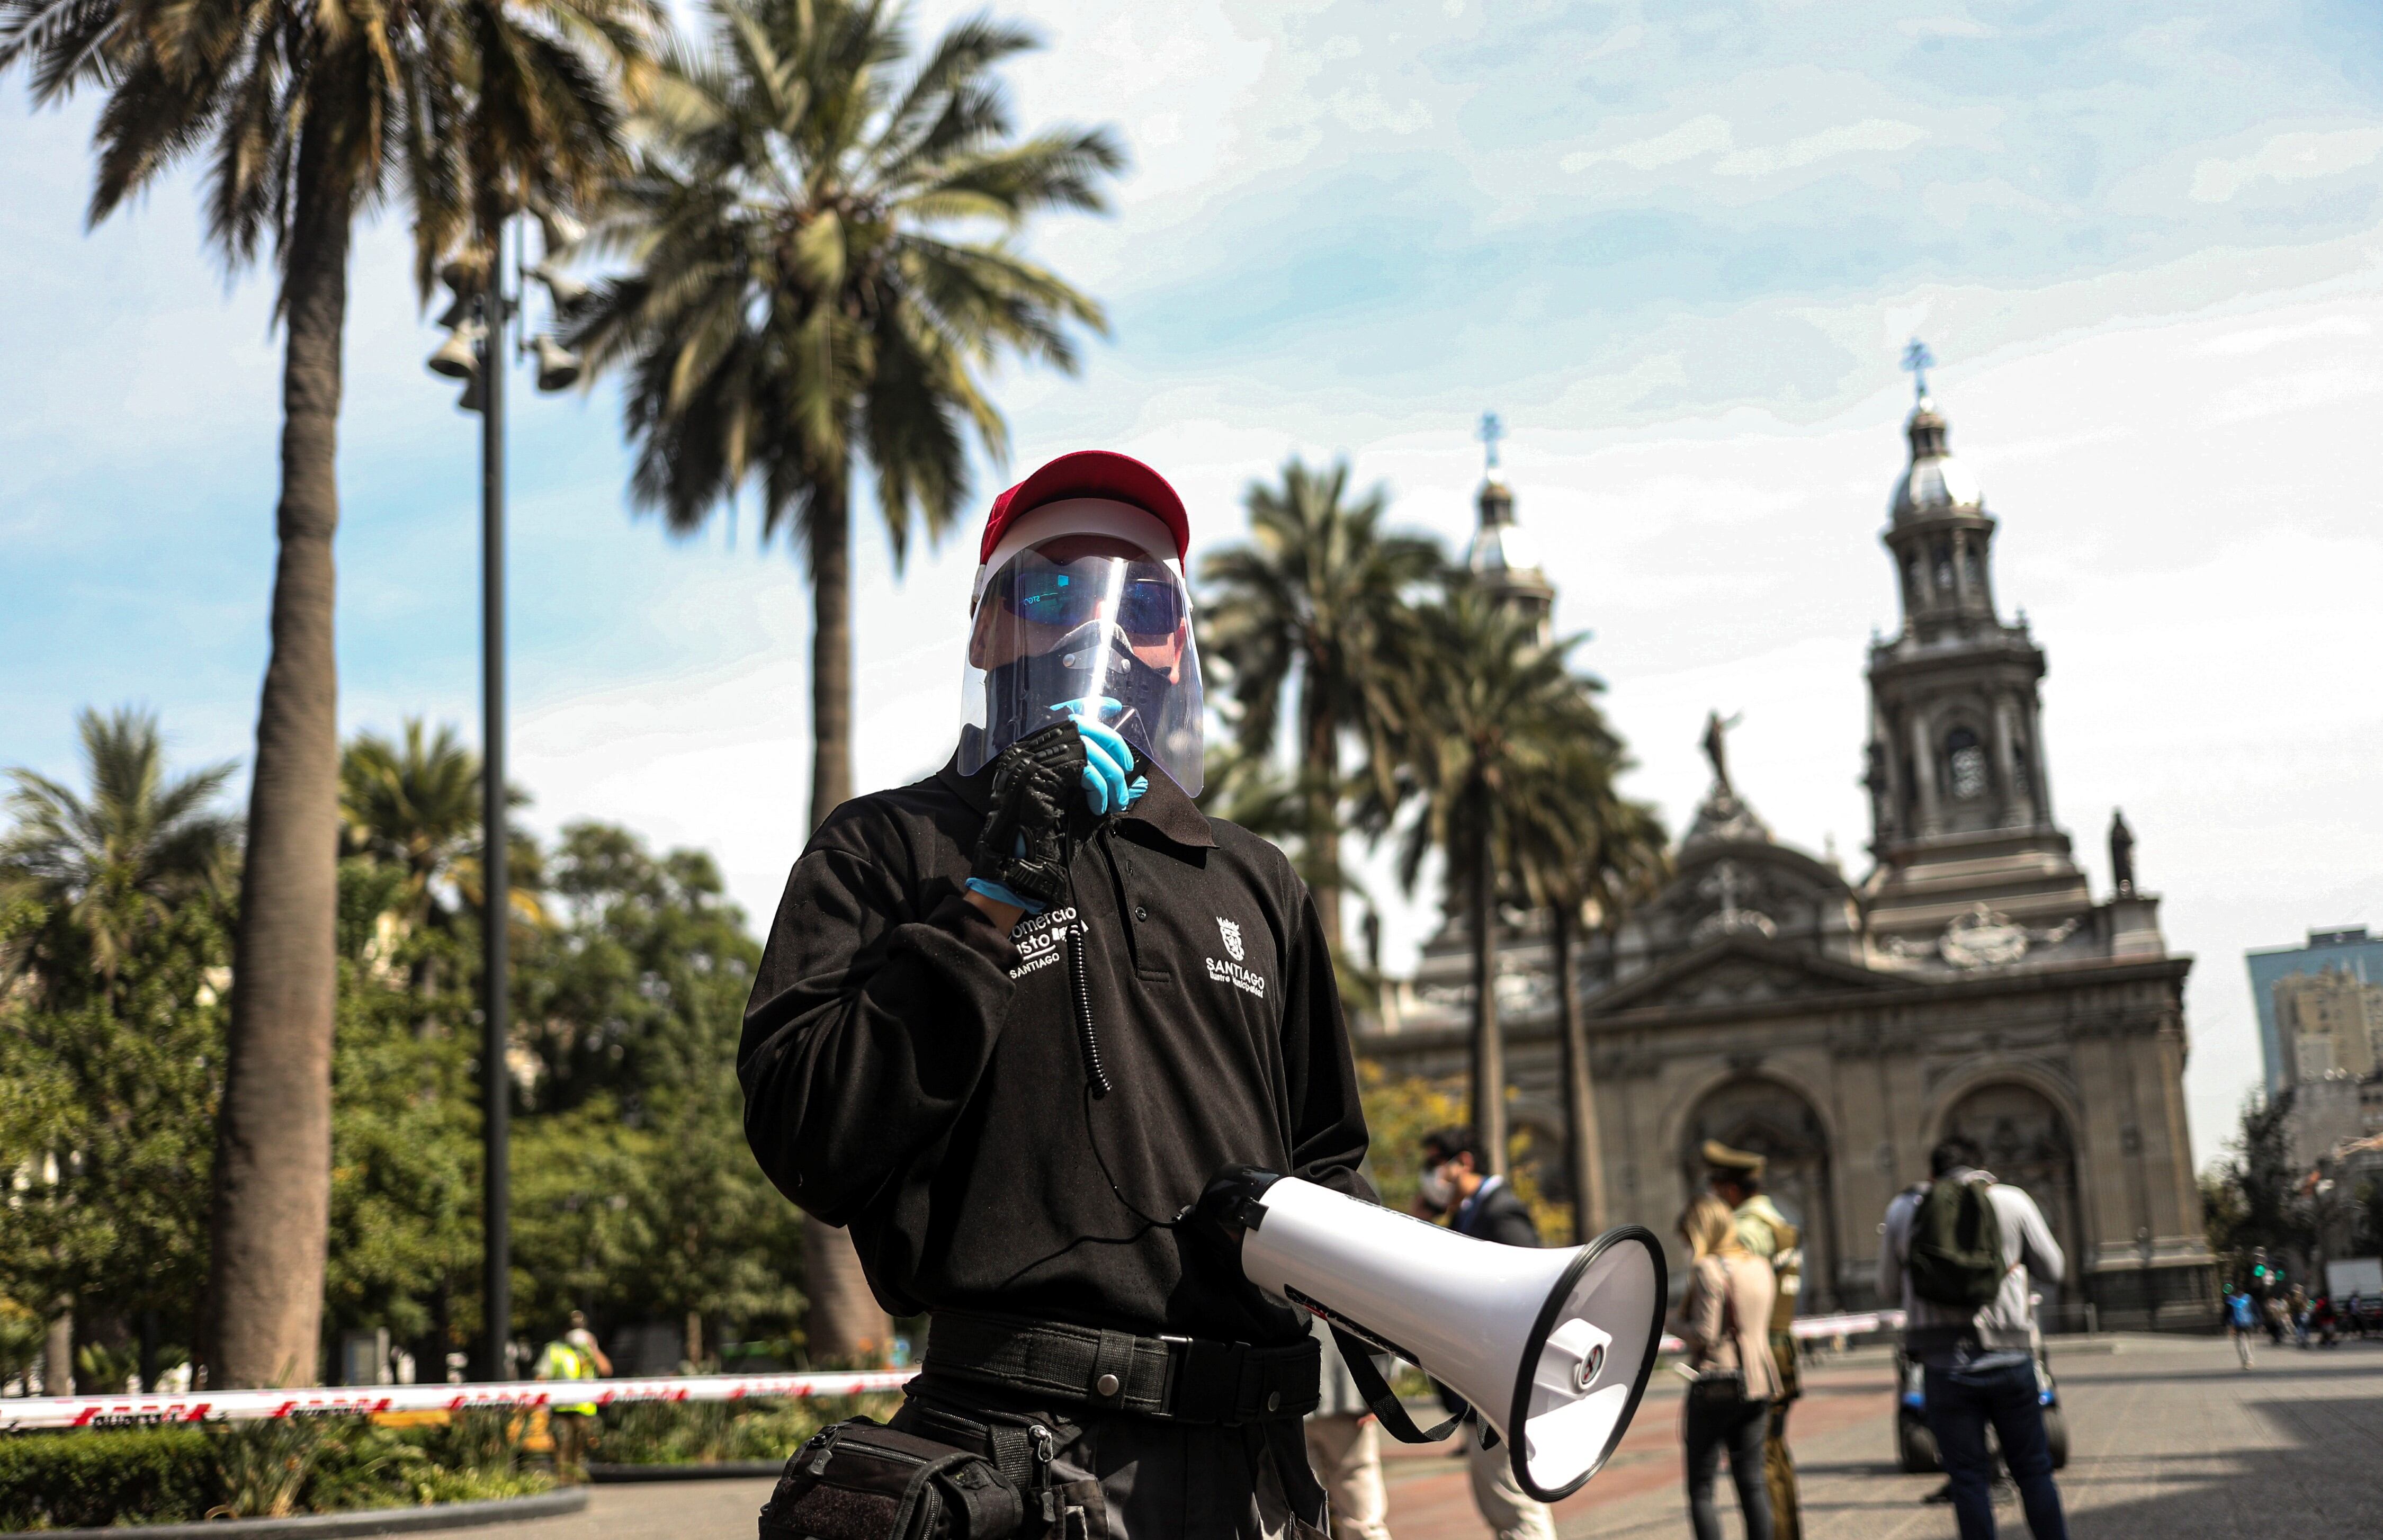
[{"xmin": 426, "ymin": 207, "xmax": 582, "ymax": 1383}]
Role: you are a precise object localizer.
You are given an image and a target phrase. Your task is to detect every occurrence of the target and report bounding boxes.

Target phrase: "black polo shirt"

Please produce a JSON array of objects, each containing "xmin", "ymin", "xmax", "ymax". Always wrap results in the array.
[{"xmin": 739, "ymin": 755, "xmax": 1372, "ymax": 1347}]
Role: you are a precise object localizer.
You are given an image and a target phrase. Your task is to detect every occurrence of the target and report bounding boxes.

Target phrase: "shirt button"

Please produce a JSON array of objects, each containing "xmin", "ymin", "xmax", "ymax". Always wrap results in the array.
[{"xmin": 1134, "ymin": 905, "xmax": 1150, "ymax": 922}]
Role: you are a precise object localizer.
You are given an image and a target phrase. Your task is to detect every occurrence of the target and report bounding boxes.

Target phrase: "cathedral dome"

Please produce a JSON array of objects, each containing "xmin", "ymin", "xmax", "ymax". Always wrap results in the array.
[{"xmin": 1890, "ymin": 396, "xmax": 1982, "ymax": 521}]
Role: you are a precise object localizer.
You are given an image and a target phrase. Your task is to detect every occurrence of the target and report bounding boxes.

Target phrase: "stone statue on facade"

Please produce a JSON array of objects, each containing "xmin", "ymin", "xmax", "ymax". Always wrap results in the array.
[{"xmin": 2110, "ymin": 809, "xmax": 2136, "ymax": 897}]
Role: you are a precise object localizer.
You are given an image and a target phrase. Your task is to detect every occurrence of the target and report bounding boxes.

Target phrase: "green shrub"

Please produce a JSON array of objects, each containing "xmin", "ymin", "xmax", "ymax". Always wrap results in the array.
[
  {"xmin": 0, "ymin": 1427, "xmax": 216, "ymax": 1531},
  {"xmin": 0, "ymin": 1418, "xmax": 553, "ymax": 1532},
  {"xmin": 594, "ymin": 1394, "xmax": 898, "ymax": 1466}
]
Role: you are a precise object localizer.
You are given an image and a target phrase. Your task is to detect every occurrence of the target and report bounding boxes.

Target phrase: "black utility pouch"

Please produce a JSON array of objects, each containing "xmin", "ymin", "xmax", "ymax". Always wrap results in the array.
[{"xmin": 757, "ymin": 1418, "xmax": 1025, "ymax": 1540}]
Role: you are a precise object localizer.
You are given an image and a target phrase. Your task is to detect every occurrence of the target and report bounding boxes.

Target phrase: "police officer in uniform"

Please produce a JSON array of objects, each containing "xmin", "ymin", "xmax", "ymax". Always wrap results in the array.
[
  {"xmin": 1705, "ymin": 1141, "xmax": 1802, "ymax": 1540},
  {"xmin": 740, "ymin": 451, "xmax": 1372, "ymax": 1538}
]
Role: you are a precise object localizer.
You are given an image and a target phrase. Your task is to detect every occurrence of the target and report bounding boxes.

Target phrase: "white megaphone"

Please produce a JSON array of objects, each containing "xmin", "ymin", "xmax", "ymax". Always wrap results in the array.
[{"xmin": 1199, "ymin": 1166, "xmax": 1665, "ymax": 1503}]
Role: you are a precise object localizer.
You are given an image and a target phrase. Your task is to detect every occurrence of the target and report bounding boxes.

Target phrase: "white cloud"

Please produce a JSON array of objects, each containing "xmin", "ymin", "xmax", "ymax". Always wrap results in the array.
[
  {"xmin": 2193, "ymin": 314, "xmax": 2372, "ymax": 357},
  {"xmin": 2201, "ymin": 364, "xmax": 2383, "ymax": 425},
  {"xmin": 1560, "ymin": 114, "xmax": 1733, "ymax": 174},
  {"xmin": 1582, "ymin": 23, "xmax": 1645, "ymax": 61},
  {"xmin": 1711, "ymin": 118, "xmax": 1928, "ymax": 178},
  {"xmin": 2189, "ymin": 127, "xmax": 2383, "ymax": 203},
  {"xmin": 1897, "ymin": 16, "xmax": 1994, "ymax": 39},
  {"xmin": 1329, "ymin": 80, "xmax": 1435, "ymax": 137}
]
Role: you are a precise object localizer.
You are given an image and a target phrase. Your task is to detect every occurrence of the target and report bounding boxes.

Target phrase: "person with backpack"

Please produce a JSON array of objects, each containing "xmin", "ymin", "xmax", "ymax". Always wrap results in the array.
[
  {"xmin": 1878, "ymin": 1136, "xmax": 2068, "ymax": 1540},
  {"xmin": 2227, "ymin": 1287, "xmax": 2261, "ymax": 1369}
]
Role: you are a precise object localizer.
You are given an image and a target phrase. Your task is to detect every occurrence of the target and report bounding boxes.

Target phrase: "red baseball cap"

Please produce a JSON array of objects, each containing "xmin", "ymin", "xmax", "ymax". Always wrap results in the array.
[{"xmin": 978, "ymin": 450, "xmax": 1190, "ymax": 567}]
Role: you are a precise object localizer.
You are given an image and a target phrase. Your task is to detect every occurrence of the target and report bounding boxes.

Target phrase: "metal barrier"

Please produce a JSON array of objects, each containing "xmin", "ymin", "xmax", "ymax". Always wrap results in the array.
[{"xmin": 0, "ymin": 1368, "xmax": 914, "ymax": 1432}]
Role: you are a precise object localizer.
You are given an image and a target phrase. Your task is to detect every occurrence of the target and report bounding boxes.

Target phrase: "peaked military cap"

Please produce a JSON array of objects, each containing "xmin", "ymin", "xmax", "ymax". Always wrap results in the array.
[{"xmin": 1702, "ymin": 1140, "xmax": 1766, "ymax": 1177}]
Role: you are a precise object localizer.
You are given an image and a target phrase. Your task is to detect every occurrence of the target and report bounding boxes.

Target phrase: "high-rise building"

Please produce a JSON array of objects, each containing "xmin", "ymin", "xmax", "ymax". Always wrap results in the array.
[
  {"xmin": 2272, "ymin": 961, "xmax": 2383, "ymax": 1081},
  {"xmin": 2245, "ymin": 927, "xmax": 2383, "ymax": 1090}
]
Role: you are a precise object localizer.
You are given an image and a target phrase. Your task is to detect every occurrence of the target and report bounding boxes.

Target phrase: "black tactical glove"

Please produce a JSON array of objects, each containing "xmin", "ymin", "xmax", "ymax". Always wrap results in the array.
[{"xmin": 970, "ymin": 723, "xmax": 1087, "ymax": 912}]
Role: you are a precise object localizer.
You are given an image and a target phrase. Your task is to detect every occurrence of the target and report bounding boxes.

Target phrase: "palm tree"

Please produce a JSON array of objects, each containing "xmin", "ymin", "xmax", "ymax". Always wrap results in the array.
[
  {"xmin": 1501, "ymin": 740, "xmax": 1669, "ymax": 1241},
  {"xmin": 1199, "ymin": 458, "xmax": 1443, "ymax": 957},
  {"xmin": 342, "ymin": 722, "xmax": 481, "ymax": 936},
  {"xmin": 2, "ymin": 0, "xmax": 651, "ymax": 1390},
  {"xmin": 1372, "ymin": 587, "xmax": 1616, "ymax": 1177},
  {"xmin": 339, "ymin": 720, "xmax": 544, "ymax": 994},
  {"xmin": 565, "ymin": 0, "xmax": 1118, "ymax": 1364},
  {"xmin": 2, "ymin": 708, "xmax": 238, "ymax": 998}
]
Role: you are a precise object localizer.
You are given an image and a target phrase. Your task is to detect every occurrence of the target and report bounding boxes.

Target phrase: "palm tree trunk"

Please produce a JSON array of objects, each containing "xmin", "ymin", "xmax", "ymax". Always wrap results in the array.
[
  {"xmin": 1468, "ymin": 777, "xmax": 1506, "ymax": 1176},
  {"xmin": 1552, "ymin": 903, "xmax": 1607, "ymax": 1244},
  {"xmin": 202, "ymin": 119, "xmax": 350, "ymax": 1391},
  {"xmin": 1302, "ymin": 686, "xmax": 1340, "ymax": 959},
  {"xmin": 800, "ymin": 469, "xmax": 890, "ymax": 1365},
  {"xmin": 808, "ymin": 474, "xmax": 854, "ymax": 831}
]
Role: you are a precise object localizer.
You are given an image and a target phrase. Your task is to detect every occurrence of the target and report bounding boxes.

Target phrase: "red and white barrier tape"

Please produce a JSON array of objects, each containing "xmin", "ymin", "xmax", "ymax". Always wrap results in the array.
[
  {"xmin": 8, "ymin": 1312, "xmax": 1911, "ymax": 1431},
  {"xmin": 0, "ymin": 1368, "xmax": 915, "ymax": 1432}
]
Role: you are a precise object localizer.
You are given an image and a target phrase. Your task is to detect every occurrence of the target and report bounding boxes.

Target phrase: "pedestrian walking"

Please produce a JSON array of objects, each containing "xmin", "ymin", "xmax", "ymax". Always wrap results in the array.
[
  {"xmin": 1878, "ymin": 1136, "xmax": 2069, "ymax": 1540},
  {"xmin": 1675, "ymin": 1193, "xmax": 1779, "ymax": 1540},
  {"xmin": 2313, "ymin": 1295, "xmax": 2337, "ymax": 1347},
  {"xmin": 1304, "ymin": 1312, "xmax": 1394, "ymax": 1540},
  {"xmin": 1413, "ymin": 1129, "xmax": 1557, "ymax": 1540},
  {"xmin": 1705, "ymin": 1141, "xmax": 1804, "ymax": 1540},
  {"xmin": 533, "ymin": 1312, "xmax": 610, "ymax": 1477},
  {"xmin": 2227, "ymin": 1288, "xmax": 2259, "ymax": 1369},
  {"xmin": 2265, "ymin": 1294, "xmax": 2289, "ymax": 1345},
  {"xmin": 2290, "ymin": 1287, "xmax": 2310, "ymax": 1348}
]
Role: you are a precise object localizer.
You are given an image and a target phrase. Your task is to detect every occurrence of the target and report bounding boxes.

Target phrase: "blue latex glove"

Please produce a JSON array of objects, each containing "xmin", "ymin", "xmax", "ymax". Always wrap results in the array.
[
  {"xmin": 967, "ymin": 834, "xmax": 1045, "ymax": 915},
  {"xmin": 1050, "ymin": 699, "xmax": 1149, "ymax": 814},
  {"xmin": 966, "ymin": 876, "xmax": 1041, "ymax": 915}
]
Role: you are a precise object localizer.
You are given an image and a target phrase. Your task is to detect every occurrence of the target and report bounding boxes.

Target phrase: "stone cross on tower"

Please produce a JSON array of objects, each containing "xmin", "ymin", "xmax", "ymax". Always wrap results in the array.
[
  {"xmin": 1478, "ymin": 410, "xmax": 1506, "ymax": 473},
  {"xmin": 1901, "ymin": 338, "xmax": 1935, "ymax": 402}
]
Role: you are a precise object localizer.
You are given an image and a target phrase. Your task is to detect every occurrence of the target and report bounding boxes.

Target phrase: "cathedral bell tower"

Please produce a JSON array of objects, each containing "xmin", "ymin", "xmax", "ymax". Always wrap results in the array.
[
  {"xmin": 1465, "ymin": 411, "xmax": 1554, "ymax": 637},
  {"xmin": 1862, "ymin": 346, "xmax": 2090, "ymax": 947}
]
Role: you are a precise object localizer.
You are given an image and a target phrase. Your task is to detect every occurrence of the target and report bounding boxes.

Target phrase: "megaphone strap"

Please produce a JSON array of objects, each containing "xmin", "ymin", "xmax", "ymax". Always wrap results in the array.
[{"xmin": 1326, "ymin": 1324, "xmax": 1466, "ymax": 1446}]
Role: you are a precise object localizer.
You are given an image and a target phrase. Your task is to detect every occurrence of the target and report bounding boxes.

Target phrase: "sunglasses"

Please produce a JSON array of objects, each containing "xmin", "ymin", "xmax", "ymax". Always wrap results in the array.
[{"xmin": 1000, "ymin": 563, "xmax": 1186, "ymax": 638}]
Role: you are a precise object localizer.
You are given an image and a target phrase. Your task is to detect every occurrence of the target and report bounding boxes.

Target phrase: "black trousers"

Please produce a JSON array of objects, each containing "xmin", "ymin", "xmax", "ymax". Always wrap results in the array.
[
  {"xmin": 1683, "ymin": 1393, "xmax": 1771, "ymax": 1540},
  {"xmin": 888, "ymin": 1372, "xmax": 1322, "ymax": 1539}
]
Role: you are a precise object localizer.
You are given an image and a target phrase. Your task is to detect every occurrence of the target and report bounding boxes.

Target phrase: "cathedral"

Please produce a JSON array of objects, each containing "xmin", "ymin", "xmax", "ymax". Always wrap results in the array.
[{"xmin": 1362, "ymin": 380, "xmax": 2216, "ymax": 1329}]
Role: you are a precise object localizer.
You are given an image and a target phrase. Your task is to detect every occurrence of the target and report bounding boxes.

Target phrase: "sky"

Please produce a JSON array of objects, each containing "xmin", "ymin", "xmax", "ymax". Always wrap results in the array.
[{"xmin": 5, "ymin": 1, "xmax": 2382, "ymax": 1171}]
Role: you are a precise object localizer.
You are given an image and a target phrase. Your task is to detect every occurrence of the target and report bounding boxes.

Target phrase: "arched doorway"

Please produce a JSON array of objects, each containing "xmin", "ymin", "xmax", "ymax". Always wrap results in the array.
[
  {"xmin": 1940, "ymin": 1082, "xmax": 2084, "ymax": 1329},
  {"xmin": 1680, "ymin": 1079, "xmax": 1839, "ymax": 1312}
]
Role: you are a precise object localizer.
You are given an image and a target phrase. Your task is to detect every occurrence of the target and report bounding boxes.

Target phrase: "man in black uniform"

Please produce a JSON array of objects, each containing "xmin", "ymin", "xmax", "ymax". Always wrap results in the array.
[
  {"xmin": 1414, "ymin": 1129, "xmax": 1555, "ymax": 1540},
  {"xmin": 740, "ymin": 450, "xmax": 1372, "ymax": 1538}
]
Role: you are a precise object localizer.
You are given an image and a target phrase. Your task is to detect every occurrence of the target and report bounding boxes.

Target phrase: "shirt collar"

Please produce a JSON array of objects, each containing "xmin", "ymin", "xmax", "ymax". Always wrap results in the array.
[{"xmin": 935, "ymin": 748, "xmax": 1216, "ymax": 850}]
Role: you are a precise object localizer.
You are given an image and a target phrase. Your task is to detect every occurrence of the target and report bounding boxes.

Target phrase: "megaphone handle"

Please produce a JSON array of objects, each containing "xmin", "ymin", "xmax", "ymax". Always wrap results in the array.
[{"xmin": 1328, "ymin": 1324, "xmax": 1465, "ymax": 1445}]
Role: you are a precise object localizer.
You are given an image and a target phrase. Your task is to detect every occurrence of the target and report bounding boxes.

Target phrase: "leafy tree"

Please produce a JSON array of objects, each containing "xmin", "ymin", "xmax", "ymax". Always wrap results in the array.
[
  {"xmin": 508, "ymin": 824, "xmax": 801, "ymax": 1362},
  {"xmin": 2, "ymin": 0, "xmax": 652, "ymax": 1390},
  {"xmin": 0, "ymin": 889, "xmax": 227, "ymax": 1392},
  {"xmin": 1199, "ymin": 458, "xmax": 1444, "ymax": 955},
  {"xmin": 1369, "ymin": 585, "xmax": 1615, "ymax": 1178},
  {"xmin": 322, "ymin": 858, "xmax": 481, "ymax": 1373},
  {"xmin": 2204, "ymin": 1089, "xmax": 2315, "ymax": 1284},
  {"xmin": 2, "ymin": 708, "xmax": 236, "ymax": 996},
  {"xmin": 567, "ymin": 0, "xmax": 1118, "ymax": 1362}
]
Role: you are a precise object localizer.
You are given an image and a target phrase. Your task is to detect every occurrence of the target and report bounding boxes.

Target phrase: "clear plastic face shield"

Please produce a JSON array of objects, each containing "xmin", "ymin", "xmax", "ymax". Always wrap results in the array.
[{"xmin": 960, "ymin": 532, "xmax": 1205, "ymax": 795}]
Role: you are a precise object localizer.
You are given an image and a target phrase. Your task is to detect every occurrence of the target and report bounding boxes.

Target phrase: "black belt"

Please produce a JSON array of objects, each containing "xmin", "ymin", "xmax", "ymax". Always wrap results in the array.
[{"xmin": 922, "ymin": 1310, "xmax": 1321, "ymax": 1425}]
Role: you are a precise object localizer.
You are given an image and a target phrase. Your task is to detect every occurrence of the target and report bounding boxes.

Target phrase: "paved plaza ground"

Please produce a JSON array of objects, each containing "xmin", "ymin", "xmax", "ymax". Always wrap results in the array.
[{"xmin": 415, "ymin": 1334, "xmax": 2383, "ymax": 1538}]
